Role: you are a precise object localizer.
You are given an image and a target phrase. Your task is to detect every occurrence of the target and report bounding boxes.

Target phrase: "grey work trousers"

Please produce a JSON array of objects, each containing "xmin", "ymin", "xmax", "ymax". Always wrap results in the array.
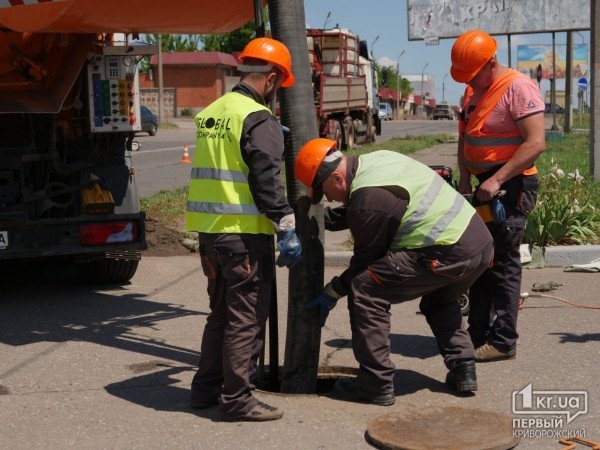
[
  {"xmin": 348, "ymin": 241, "xmax": 494, "ymax": 394},
  {"xmin": 191, "ymin": 232, "xmax": 274, "ymax": 419}
]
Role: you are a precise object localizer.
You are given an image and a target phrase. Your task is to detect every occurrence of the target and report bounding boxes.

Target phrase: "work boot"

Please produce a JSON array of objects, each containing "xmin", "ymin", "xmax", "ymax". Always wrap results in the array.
[
  {"xmin": 474, "ymin": 342, "xmax": 516, "ymax": 362},
  {"xmin": 333, "ymin": 379, "xmax": 395, "ymax": 406},
  {"xmin": 445, "ymin": 360, "xmax": 477, "ymax": 394},
  {"xmin": 223, "ymin": 401, "xmax": 283, "ymax": 422}
]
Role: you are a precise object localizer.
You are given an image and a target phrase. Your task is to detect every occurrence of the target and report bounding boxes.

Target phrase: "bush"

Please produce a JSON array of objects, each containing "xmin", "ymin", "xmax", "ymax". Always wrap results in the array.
[
  {"xmin": 180, "ymin": 108, "xmax": 193, "ymax": 117},
  {"xmin": 524, "ymin": 158, "xmax": 600, "ymax": 246}
]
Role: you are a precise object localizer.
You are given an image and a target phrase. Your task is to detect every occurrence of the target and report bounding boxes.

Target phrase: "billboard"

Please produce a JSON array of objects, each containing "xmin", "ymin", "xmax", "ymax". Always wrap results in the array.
[
  {"xmin": 517, "ymin": 44, "xmax": 588, "ymax": 80},
  {"xmin": 408, "ymin": 0, "xmax": 590, "ymax": 40}
]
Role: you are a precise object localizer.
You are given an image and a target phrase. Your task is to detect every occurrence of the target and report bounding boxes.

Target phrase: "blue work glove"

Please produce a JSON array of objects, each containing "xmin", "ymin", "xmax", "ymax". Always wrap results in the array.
[
  {"xmin": 306, "ymin": 293, "xmax": 337, "ymax": 327},
  {"xmin": 276, "ymin": 229, "xmax": 301, "ymax": 268},
  {"xmin": 491, "ymin": 198, "xmax": 506, "ymax": 224}
]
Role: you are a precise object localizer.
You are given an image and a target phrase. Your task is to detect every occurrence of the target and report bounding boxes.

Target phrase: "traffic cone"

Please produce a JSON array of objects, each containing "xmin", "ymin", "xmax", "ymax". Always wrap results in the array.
[{"xmin": 180, "ymin": 144, "xmax": 191, "ymax": 164}]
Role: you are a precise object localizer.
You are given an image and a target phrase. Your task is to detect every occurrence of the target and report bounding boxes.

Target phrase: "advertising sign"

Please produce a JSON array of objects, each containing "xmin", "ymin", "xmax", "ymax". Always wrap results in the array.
[
  {"xmin": 517, "ymin": 44, "xmax": 588, "ymax": 80},
  {"xmin": 407, "ymin": 0, "xmax": 590, "ymax": 41}
]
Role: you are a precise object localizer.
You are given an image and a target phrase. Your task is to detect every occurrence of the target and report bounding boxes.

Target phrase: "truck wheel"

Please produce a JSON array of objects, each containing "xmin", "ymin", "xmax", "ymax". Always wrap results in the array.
[
  {"xmin": 331, "ymin": 120, "xmax": 343, "ymax": 151},
  {"xmin": 74, "ymin": 257, "xmax": 140, "ymax": 284},
  {"xmin": 343, "ymin": 119, "xmax": 354, "ymax": 150},
  {"xmin": 367, "ymin": 114, "xmax": 375, "ymax": 142}
]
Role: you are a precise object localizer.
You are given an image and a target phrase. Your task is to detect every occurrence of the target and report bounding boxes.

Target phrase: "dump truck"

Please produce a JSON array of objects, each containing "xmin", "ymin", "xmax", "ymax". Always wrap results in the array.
[
  {"xmin": 0, "ymin": 0, "xmax": 260, "ymax": 284},
  {"xmin": 307, "ymin": 28, "xmax": 379, "ymax": 150}
]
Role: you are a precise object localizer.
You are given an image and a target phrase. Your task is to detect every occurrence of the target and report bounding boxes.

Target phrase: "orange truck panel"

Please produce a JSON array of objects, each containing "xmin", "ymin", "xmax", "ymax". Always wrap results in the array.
[{"xmin": 0, "ymin": 0, "xmax": 261, "ymax": 34}]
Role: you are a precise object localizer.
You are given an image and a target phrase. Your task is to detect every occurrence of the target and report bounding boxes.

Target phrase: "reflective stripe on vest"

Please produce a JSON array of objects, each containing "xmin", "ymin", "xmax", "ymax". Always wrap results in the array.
[
  {"xmin": 349, "ymin": 151, "xmax": 474, "ymax": 250},
  {"xmin": 185, "ymin": 92, "xmax": 275, "ymax": 235},
  {"xmin": 462, "ymin": 70, "xmax": 537, "ymax": 176}
]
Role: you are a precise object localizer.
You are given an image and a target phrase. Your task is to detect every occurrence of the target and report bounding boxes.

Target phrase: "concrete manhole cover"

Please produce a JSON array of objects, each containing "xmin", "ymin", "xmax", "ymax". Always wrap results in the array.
[{"xmin": 366, "ymin": 406, "xmax": 520, "ymax": 450}]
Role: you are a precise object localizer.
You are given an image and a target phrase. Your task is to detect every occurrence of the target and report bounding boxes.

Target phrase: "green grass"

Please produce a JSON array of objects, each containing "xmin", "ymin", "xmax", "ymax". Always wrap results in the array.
[
  {"xmin": 538, "ymin": 132, "xmax": 600, "ymax": 197},
  {"xmin": 140, "ymin": 186, "xmax": 188, "ymax": 228},
  {"xmin": 345, "ymin": 134, "xmax": 456, "ymax": 157},
  {"xmin": 557, "ymin": 111, "xmax": 590, "ymax": 130}
]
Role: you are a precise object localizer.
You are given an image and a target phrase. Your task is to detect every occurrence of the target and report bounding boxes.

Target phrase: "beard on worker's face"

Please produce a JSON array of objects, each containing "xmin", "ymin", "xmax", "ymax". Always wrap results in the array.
[{"xmin": 264, "ymin": 87, "xmax": 277, "ymax": 105}]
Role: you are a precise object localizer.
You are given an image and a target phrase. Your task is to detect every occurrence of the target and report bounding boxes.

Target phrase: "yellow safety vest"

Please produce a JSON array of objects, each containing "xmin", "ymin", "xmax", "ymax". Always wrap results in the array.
[
  {"xmin": 185, "ymin": 92, "xmax": 275, "ymax": 234},
  {"xmin": 350, "ymin": 151, "xmax": 474, "ymax": 249}
]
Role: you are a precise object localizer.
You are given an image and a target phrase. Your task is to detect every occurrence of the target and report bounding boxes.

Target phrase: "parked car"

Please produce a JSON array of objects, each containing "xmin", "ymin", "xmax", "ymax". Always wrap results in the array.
[
  {"xmin": 378, "ymin": 102, "xmax": 393, "ymax": 121},
  {"xmin": 432, "ymin": 103, "xmax": 455, "ymax": 120},
  {"xmin": 544, "ymin": 103, "xmax": 564, "ymax": 114},
  {"xmin": 139, "ymin": 105, "xmax": 158, "ymax": 136}
]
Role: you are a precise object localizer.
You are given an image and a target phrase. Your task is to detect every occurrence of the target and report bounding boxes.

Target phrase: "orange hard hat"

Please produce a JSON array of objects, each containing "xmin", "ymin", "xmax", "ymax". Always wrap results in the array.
[
  {"xmin": 450, "ymin": 30, "xmax": 497, "ymax": 83},
  {"xmin": 239, "ymin": 37, "xmax": 296, "ymax": 87},
  {"xmin": 294, "ymin": 138, "xmax": 340, "ymax": 203}
]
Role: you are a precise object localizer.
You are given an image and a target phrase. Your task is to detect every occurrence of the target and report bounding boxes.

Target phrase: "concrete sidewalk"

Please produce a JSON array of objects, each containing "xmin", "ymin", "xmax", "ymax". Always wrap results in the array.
[{"xmin": 2, "ymin": 255, "xmax": 598, "ymax": 449}]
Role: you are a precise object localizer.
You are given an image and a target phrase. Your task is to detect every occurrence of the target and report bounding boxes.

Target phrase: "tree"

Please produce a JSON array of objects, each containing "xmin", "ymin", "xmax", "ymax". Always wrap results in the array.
[
  {"xmin": 201, "ymin": 25, "xmax": 255, "ymax": 53},
  {"xmin": 139, "ymin": 34, "xmax": 202, "ymax": 73},
  {"xmin": 376, "ymin": 64, "xmax": 412, "ymax": 98},
  {"xmin": 139, "ymin": 9, "xmax": 267, "ymax": 72},
  {"xmin": 202, "ymin": 10, "xmax": 269, "ymax": 52}
]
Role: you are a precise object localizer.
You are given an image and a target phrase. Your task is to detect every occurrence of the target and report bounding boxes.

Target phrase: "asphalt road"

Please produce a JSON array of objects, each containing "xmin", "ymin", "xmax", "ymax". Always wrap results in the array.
[
  {"xmin": 132, "ymin": 119, "xmax": 459, "ymax": 198},
  {"xmin": 1, "ymin": 258, "xmax": 598, "ymax": 449}
]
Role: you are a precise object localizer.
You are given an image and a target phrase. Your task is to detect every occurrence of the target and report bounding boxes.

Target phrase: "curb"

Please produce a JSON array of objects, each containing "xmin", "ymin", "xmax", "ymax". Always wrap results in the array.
[
  {"xmin": 324, "ymin": 245, "xmax": 600, "ymax": 268},
  {"xmin": 544, "ymin": 244, "xmax": 600, "ymax": 267}
]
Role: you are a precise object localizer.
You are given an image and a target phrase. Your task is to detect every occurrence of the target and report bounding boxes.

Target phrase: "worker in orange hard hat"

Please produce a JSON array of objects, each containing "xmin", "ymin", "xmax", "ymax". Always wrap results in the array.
[
  {"xmin": 186, "ymin": 37, "xmax": 299, "ymax": 422},
  {"xmin": 238, "ymin": 36, "xmax": 295, "ymax": 89},
  {"xmin": 295, "ymin": 138, "xmax": 493, "ymax": 404},
  {"xmin": 450, "ymin": 29, "xmax": 545, "ymax": 363}
]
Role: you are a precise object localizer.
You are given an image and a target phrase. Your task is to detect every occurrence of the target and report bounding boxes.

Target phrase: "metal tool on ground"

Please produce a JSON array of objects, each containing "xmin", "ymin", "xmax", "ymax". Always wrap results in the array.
[{"xmin": 532, "ymin": 281, "xmax": 564, "ymax": 291}]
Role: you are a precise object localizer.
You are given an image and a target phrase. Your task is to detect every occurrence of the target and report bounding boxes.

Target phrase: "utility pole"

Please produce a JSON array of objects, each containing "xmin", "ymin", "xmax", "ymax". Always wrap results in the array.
[
  {"xmin": 396, "ymin": 50, "xmax": 405, "ymax": 120},
  {"xmin": 442, "ymin": 73, "xmax": 447, "ymax": 103},
  {"xmin": 565, "ymin": 32, "xmax": 573, "ymax": 133},
  {"xmin": 592, "ymin": 0, "xmax": 599, "ymax": 179},
  {"xmin": 370, "ymin": 35, "xmax": 380, "ymax": 60},
  {"xmin": 421, "ymin": 62, "xmax": 429, "ymax": 118},
  {"xmin": 550, "ymin": 32, "xmax": 559, "ymax": 131},
  {"xmin": 270, "ymin": 0, "xmax": 323, "ymax": 394},
  {"xmin": 157, "ymin": 34, "xmax": 164, "ymax": 124}
]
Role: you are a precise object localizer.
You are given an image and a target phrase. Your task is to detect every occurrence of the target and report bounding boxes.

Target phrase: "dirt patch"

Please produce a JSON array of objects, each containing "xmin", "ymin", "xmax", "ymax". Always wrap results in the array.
[{"xmin": 143, "ymin": 217, "xmax": 194, "ymax": 257}]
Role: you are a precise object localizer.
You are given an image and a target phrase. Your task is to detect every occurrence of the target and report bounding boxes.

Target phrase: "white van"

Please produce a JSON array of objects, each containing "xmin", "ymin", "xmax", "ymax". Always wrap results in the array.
[{"xmin": 378, "ymin": 102, "xmax": 393, "ymax": 121}]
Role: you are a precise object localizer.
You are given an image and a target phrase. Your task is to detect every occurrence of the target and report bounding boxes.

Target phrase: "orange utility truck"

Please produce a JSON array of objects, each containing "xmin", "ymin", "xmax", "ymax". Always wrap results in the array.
[{"xmin": 0, "ymin": 0, "xmax": 259, "ymax": 283}]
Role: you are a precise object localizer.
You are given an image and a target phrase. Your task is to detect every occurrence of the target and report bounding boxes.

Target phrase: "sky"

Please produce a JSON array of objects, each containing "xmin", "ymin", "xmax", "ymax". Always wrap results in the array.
[{"xmin": 302, "ymin": 0, "xmax": 591, "ymax": 107}]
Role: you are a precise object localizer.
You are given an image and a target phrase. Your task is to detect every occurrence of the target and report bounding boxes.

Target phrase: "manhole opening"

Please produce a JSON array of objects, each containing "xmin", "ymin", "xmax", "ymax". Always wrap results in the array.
[{"xmin": 254, "ymin": 366, "xmax": 357, "ymax": 394}]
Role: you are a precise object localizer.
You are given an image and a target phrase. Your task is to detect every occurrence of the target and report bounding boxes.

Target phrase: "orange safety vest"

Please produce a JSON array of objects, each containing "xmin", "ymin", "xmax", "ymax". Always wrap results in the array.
[{"xmin": 461, "ymin": 70, "xmax": 537, "ymax": 176}]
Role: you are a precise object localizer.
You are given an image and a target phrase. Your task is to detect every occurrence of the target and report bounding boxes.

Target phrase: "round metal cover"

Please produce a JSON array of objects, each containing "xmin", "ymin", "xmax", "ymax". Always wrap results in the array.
[{"xmin": 366, "ymin": 406, "xmax": 520, "ymax": 450}]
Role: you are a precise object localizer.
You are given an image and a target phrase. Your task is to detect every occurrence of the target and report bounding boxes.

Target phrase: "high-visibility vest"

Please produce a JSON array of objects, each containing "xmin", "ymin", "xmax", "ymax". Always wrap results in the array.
[
  {"xmin": 185, "ymin": 92, "xmax": 275, "ymax": 235},
  {"xmin": 350, "ymin": 151, "xmax": 474, "ymax": 249},
  {"xmin": 462, "ymin": 70, "xmax": 537, "ymax": 176}
]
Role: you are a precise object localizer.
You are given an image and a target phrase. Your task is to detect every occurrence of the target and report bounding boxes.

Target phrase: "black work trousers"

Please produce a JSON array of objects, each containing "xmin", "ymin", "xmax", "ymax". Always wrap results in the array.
[
  {"xmin": 191, "ymin": 232, "xmax": 274, "ymax": 419},
  {"xmin": 347, "ymin": 238, "xmax": 494, "ymax": 394},
  {"xmin": 468, "ymin": 174, "xmax": 538, "ymax": 352}
]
